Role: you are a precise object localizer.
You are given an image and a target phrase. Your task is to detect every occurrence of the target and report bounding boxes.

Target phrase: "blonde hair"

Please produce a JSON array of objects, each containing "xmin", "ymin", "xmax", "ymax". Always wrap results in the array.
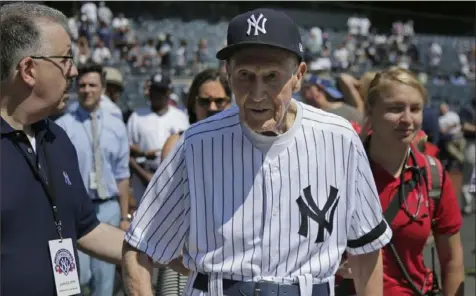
[
  {"xmin": 365, "ymin": 67, "xmax": 427, "ymax": 115},
  {"xmin": 359, "ymin": 71, "xmax": 377, "ymax": 101}
]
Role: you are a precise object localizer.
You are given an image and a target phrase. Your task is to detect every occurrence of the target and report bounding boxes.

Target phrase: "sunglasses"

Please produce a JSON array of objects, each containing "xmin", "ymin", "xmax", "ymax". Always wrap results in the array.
[{"xmin": 196, "ymin": 97, "xmax": 230, "ymax": 108}]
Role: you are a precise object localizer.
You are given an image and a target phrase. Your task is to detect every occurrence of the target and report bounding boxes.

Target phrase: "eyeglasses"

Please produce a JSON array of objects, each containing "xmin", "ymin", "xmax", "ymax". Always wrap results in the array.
[
  {"xmin": 29, "ymin": 55, "xmax": 75, "ymax": 74},
  {"xmin": 196, "ymin": 97, "xmax": 230, "ymax": 108},
  {"xmin": 30, "ymin": 55, "xmax": 74, "ymax": 61}
]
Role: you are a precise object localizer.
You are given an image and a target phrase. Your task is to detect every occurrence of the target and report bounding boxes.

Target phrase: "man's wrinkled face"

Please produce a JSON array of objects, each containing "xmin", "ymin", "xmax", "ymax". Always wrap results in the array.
[{"xmin": 227, "ymin": 46, "xmax": 306, "ymax": 133}]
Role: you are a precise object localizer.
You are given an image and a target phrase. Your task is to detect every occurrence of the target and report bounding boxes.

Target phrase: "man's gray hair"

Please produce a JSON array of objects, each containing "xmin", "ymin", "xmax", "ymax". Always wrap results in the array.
[{"xmin": 0, "ymin": 2, "xmax": 69, "ymax": 81}]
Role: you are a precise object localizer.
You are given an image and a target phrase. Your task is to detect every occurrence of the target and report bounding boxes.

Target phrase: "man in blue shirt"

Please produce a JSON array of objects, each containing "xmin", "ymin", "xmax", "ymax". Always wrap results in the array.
[
  {"xmin": 56, "ymin": 62, "xmax": 131, "ymax": 296},
  {"xmin": 0, "ymin": 3, "xmax": 126, "ymax": 296}
]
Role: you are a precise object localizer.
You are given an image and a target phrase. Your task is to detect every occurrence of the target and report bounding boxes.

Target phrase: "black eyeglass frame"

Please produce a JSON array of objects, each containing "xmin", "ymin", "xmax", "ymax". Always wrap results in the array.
[{"xmin": 29, "ymin": 55, "xmax": 74, "ymax": 61}]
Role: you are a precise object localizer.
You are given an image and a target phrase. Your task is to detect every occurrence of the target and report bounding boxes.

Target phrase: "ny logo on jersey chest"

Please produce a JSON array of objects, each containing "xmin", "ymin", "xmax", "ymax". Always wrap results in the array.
[
  {"xmin": 246, "ymin": 13, "xmax": 267, "ymax": 36},
  {"xmin": 296, "ymin": 185, "xmax": 340, "ymax": 243}
]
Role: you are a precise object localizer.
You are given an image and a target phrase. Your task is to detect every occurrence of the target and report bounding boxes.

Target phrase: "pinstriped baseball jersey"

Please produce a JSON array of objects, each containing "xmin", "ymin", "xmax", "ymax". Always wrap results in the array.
[{"xmin": 125, "ymin": 100, "xmax": 392, "ymax": 296}]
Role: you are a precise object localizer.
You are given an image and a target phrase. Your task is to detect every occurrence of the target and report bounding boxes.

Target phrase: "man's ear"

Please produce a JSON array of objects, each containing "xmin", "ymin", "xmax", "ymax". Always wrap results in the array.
[
  {"xmin": 292, "ymin": 62, "xmax": 307, "ymax": 92},
  {"xmin": 18, "ymin": 57, "xmax": 36, "ymax": 88}
]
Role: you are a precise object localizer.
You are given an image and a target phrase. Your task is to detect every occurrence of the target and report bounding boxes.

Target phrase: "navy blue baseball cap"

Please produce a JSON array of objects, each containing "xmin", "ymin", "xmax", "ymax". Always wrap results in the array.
[
  {"xmin": 216, "ymin": 8, "xmax": 304, "ymax": 62},
  {"xmin": 306, "ymin": 75, "xmax": 344, "ymax": 100}
]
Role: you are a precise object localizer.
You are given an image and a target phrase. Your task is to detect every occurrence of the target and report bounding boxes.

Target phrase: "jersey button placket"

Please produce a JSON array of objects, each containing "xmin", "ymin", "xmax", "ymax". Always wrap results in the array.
[
  {"xmin": 269, "ymin": 164, "xmax": 281, "ymax": 272},
  {"xmin": 261, "ymin": 163, "xmax": 273, "ymax": 275}
]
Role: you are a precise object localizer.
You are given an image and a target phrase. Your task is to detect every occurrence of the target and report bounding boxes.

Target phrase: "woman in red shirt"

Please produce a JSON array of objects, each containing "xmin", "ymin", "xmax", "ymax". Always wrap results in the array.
[{"xmin": 338, "ymin": 67, "xmax": 465, "ymax": 295}]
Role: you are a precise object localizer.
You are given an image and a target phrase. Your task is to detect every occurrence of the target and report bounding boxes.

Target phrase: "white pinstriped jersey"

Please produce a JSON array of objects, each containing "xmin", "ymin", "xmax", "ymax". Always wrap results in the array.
[{"xmin": 125, "ymin": 100, "xmax": 392, "ymax": 296}]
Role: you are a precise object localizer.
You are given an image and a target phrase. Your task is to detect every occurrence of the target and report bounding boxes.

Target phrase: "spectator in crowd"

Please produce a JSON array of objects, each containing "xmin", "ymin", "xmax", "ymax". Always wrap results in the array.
[
  {"xmin": 157, "ymin": 33, "xmax": 174, "ymax": 74},
  {"xmin": 359, "ymin": 16, "xmax": 371, "ymax": 39},
  {"xmin": 127, "ymin": 73, "xmax": 189, "ymax": 202},
  {"xmin": 161, "ymin": 68, "xmax": 233, "ymax": 160},
  {"xmin": 301, "ymin": 75, "xmax": 363, "ymax": 123},
  {"xmin": 74, "ymin": 36, "xmax": 92, "ymax": 65},
  {"xmin": 56, "ymin": 63, "xmax": 131, "ymax": 296},
  {"xmin": 347, "ymin": 14, "xmax": 360, "ymax": 37},
  {"xmin": 81, "ymin": 1, "xmax": 97, "ymax": 25},
  {"xmin": 92, "ymin": 38, "xmax": 112, "ymax": 65},
  {"xmin": 338, "ymin": 67, "xmax": 464, "ymax": 296},
  {"xmin": 428, "ymin": 41, "xmax": 443, "ymax": 75},
  {"xmin": 0, "ymin": 3, "xmax": 125, "ymax": 296},
  {"xmin": 438, "ymin": 102, "xmax": 465, "ymax": 168},
  {"xmin": 194, "ymin": 38, "xmax": 211, "ymax": 73},
  {"xmin": 66, "ymin": 67, "xmax": 123, "ymax": 120},
  {"xmin": 460, "ymin": 98, "xmax": 476, "ymax": 215},
  {"xmin": 97, "ymin": 20, "xmax": 113, "ymax": 49},
  {"xmin": 337, "ymin": 71, "xmax": 377, "ymax": 114},
  {"xmin": 112, "ymin": 12, "xmax": 129, "ymax": 32},
  {"xmin": 97, "ymin": 1, "xmax": 113, "ymax": 26},
  {"xmin": 306, "ymin": 26, "xmax": 323, "ymax": 58},
  {"xmin": 175, "ymin": 39, "xmax": 189, "ymax": 76},
  {"xmin": 142, "ymin": 38, "xmax": 158, "ymax": 67},
  {"xmin": 103, "ymin": 66, "xmax": 124, "ymax": 106},
  {"xmin": 333, "ymin": 41, "xmax": 351, "ymax": 70},
  {"xmin": 403, "ymin": 20, "xmax": 414, "ymax": 38}
]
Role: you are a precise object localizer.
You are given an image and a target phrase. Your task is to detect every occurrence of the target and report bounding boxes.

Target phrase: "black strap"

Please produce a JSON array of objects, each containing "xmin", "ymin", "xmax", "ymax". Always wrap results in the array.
[
  {"xmin": 384, "ymin": 165, "xmax": 443, "ymax": 296},
  {"xmin": 12, "ymin": 135, "xmax": 63, "ymax": 239},
  {"xmin": 383, "ymin": 180, "xmax": 418, "ymax": 225}
]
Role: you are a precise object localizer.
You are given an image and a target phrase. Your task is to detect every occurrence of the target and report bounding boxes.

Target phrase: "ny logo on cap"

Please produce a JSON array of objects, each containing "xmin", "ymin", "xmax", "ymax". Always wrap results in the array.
[{"xmin": 246, "ymin": 13, "xmax": 267, "ymax": 36}]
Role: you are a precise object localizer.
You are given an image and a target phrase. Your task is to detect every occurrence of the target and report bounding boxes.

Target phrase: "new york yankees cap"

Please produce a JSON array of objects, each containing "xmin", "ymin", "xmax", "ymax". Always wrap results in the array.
[
  {"xmin": 216, "ymin": 8, "xmax": 304, "ymax": 62},
  {"xmin": 149, "ymin": 72, "xmax": 172, "ymax": 90}
]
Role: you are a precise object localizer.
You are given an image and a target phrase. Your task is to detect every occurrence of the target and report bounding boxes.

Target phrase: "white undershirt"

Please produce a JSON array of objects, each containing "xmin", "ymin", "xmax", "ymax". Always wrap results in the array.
[
  {"xmin": 26, "ymin": 133, "xmax": 36, "ymax": 153},
  {"xmin": 241, "ymin": 99, "xmax": 303, "ymax": 160}
]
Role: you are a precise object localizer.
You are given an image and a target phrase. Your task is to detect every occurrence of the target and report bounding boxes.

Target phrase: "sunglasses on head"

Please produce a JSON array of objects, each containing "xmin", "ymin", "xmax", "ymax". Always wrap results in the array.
[{"xmin": 196, "ymin": 96, "xmax": 230, "ymax": 108}]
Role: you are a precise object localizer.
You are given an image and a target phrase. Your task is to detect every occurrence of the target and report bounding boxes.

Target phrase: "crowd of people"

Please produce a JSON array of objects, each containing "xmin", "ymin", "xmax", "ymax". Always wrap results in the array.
[
  {"xmin": 69, "ymin": 1, "xmax": 214, "ymax": 77},
  {"xmin": 1, "ymin": 2, "xmax": 475, "ymax": 296}
]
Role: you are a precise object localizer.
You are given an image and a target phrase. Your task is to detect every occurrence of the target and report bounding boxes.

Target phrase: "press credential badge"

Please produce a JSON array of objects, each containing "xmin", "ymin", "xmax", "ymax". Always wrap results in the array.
[{"xmin": 48, "ymin": 238, "xmax": 81, "ymax": 296}]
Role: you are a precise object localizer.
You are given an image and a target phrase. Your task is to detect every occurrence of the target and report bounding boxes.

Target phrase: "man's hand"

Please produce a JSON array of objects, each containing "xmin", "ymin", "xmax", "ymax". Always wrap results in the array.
[
  {"xmin": 336, "ymin": 259, "xmax": 353, "ymax": 279},
  {"xmin": 167, "ymin": 257, "xmax": 190, "ymax": 276},
  {"xmin": 120, "ymin": 220, "xmax": 131, "ymax": 231},
  {"xmin": 144, "ymin": 149, "xmax": 160, "ymax": 160}
]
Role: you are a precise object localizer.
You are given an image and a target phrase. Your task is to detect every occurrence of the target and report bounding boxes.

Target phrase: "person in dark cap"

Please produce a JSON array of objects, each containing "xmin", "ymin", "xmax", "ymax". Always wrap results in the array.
[
  {"xmin": 127, "ymin": 72, "xmax": 189, "ymax": 202},
  {"xmin": 122, "ymin": 8, "xmax": 390, "ymax": 296},
  {"xmin": 301, "ymin": 75, "xmax": 363, "ymax": 124}
]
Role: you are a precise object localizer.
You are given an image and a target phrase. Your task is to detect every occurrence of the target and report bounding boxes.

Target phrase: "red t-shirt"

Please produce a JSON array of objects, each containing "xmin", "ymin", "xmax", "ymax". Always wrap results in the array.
[
  {"xmin": 336, "ymin": 145, "xmax": 462, "ymax": 295},
  {"xmin": 375, "ymin": 147, "xmax": 462, "ymax": 294}
]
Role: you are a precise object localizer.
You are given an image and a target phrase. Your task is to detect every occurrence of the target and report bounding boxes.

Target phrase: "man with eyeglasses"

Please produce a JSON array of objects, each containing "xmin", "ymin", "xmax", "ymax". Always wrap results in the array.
[
  {"xmin": 127, "ymin": 73, "xmax": 189, "ymax": 202},
  {"xmin": 1, "ymin": 3, "xmax": 127, "ymax": 296}
]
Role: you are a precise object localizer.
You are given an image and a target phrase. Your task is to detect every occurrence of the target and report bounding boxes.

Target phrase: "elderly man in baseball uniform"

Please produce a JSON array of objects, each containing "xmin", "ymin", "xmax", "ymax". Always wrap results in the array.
[{"xmin": 122, "ymin": 8, "xmax": 392, "ymax": 296}]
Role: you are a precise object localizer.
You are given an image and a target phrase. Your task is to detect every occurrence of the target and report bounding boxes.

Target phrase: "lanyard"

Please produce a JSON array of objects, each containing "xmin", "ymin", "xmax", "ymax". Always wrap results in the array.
[
  {"xmin": 13, "ymin": 136, "xmax": 63, "ymax": 240},
  {"xmin": 364, "ymin": 138, "xmax": 426, "ymax": 221}
]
